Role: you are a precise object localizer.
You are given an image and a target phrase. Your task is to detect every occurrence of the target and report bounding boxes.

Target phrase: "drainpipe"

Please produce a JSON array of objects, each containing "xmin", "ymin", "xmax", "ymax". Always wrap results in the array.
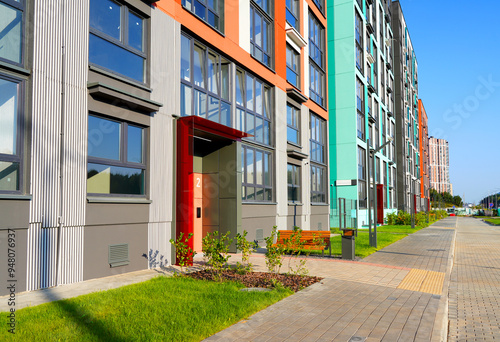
[{"xmin": 55, "ymin": 2, "xmax": 66, "ymax": 287}]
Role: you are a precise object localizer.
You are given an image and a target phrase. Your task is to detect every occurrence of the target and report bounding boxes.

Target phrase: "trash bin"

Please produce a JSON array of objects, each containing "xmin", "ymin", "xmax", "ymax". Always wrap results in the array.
[{"xmin": 341, "ymin": 229, "xmax": 356, "ymax": 260}]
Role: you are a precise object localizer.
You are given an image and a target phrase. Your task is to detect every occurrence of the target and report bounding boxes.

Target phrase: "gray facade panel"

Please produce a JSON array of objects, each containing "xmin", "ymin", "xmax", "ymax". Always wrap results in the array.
[
  {"xmin": 83, "ymin": 224, "xmax": 148, "ymax": 281},
  {"xmin": 0, "ymin": 200, "xmax": 30, "ymax": 229},
  {"xmin": 86, "ymin": 203, "xmax": 149, "ymax": 226},
  {"xmin": 0, "ymin": 229, "xmax": 27, "ymax": 296}
]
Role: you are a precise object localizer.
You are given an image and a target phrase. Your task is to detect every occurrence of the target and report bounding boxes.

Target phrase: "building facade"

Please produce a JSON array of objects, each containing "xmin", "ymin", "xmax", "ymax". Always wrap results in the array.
[
  {"xmin": 0, "ymin": 0, "xmax": 330, "ymax": 295},
  {"xmin": 391, "ymin": 1, "xmax": 420, "ymax": 213},
  {"xmin": 328, "ymin": 0, "xmax": 397, "ymax": 228},
  {"xmin": 429, "ymin": 137, "xmax": 452, "ymax": 195},
  {"xmin": 418, "ymin": 99, "xmax": 430, "ymax": 209}
]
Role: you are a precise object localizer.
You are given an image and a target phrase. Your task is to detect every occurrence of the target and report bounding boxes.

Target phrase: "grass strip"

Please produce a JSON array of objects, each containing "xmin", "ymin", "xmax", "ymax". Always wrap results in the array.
[{"xmin": 0, "ymin": 276, "xmax": 291, "ymax": 341}]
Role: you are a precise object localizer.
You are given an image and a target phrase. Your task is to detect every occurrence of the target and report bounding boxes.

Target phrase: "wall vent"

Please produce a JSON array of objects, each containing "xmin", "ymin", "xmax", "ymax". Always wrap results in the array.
[
  {"xmin": 255, "ymin": 229, "xmax": 264, "ymax": 242},
  {"xmin": 109, "ymin": 244, "xmax": 129, "ymax": 268}
]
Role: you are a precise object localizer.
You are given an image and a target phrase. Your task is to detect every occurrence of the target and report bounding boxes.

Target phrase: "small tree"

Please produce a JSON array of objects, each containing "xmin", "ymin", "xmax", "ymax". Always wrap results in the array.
[
  {"xmin": 265, "ymin": 227, "xmax": 285, "ymax": 274},
  {"xmin": 202, "ymin": 231, "xmax": 233, "ymax": 280},
  {"xmin": 235, "ymin": 230, "xmax": 257, "ymax": 274},
  {"xmin": 169, "ymin": 232, "xmax": 196, "ymax": 273}
]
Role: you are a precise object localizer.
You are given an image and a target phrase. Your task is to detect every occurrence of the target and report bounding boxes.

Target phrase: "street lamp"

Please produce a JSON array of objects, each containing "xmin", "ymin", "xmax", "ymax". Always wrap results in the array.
[{"xmin": 367, "ymin": 136, "xmax": 394, "ymax": 248}]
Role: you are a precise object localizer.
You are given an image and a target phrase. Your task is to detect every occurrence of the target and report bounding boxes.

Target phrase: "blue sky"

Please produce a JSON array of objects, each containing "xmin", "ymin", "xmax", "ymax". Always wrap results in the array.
[{"xmin": 399, "ymin": 0, "xmax": 500, "ymax": 204}]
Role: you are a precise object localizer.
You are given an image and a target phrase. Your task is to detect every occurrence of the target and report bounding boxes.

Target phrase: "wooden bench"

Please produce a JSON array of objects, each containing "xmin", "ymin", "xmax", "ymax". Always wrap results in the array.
[{"xmin": 272, "ymin": 230, "xmax": 331, "ymax": 256}]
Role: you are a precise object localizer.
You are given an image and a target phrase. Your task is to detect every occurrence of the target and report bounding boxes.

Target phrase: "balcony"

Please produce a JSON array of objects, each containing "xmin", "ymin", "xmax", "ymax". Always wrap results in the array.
[
  {"xmin": 366, "ymin": 51, "xmax": 375, "ymax": 64},
  {"xmin": 367, "ymin": 84, "xmax": 376, "ymax": 94}
]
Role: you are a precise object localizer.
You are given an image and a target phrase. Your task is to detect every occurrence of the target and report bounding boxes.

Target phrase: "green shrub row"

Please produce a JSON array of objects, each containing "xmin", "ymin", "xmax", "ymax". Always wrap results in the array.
[{"xmin": 386, "ymin": 210, "xmax": 447, "ymax": 228}]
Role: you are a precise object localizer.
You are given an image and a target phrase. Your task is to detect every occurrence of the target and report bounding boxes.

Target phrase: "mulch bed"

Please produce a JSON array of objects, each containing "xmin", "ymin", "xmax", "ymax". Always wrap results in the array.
[{"xmin": 186, "ymin": 269, "xmax": 323, "ymax": 292}]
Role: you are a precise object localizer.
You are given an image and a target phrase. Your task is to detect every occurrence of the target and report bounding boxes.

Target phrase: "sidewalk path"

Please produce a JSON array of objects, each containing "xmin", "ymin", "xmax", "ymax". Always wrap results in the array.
[
  {"xmin": 205, "ymin": 217, "xmax": 458, "ymax": 342},
  {"xmin": 447, "ymin": 217, "xmax": 500, "ymax": 341}
]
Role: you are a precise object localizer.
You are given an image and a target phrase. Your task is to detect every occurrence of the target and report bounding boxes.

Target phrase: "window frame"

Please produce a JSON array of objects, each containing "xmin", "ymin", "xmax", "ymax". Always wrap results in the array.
[
  {"xmin": 311, "ymin": 0, "xmax": 325, "ymax": 15},
  {"xmin": 287, "ymin": 163, "xmax": 301, "ymax": 203},
  {"xmin": 287, "ymin": 103, "xmax": 300, "ymax": 145},
  {"xmin": 308, "ymin": 12, "xmax": 325, "ymax": 107},
  {"xmin": 310, "ymin": 113, "xmax": 326, "ymax": 164},
  {"xmin": 357, "ymin": 146, "xmax": 366, "ymax": 209},
  {"xmin": 0, "ymin": 0, "xmax": 25, "ymax": 67},
  {"xmin": 355, "ymin": 11, "xmax": 363, "ymax": 72},
  {"xmin": 311, "ymin": 164, "xmax": 326, "ymax": 204},
  {"xmin": 0, "ymin": 73, "xmax": 24, "ymax": 194},
  {"xmin": 87, "ymin": 113, "xmax": 147, "ymax": 197},
  {"xmin": 242, "ymin": 145, "xmax": 273, "ymax": 202},
  {"xmin": 89, "ymin": 0, "xmax": 148, "ymax": 84},
  {"xmin": 181, "ymin": 0, "xmax": 224, "ymax": 33},
  {"xmin": 356, "ymin": 77, "xmax": 365, "ymax": 141},
  {"xmin": 286, "ymin": 0, "xmax": 299, "ymax": 30},
  {"xmin": 236, "ymin": 68, "xmax": 273, "ymax": 147},
  {"xmin": 180, "ymin": 33, "xmax": 232, "ymax": 127},
  {"xmin": 286, "ymin": 44, "xmax": 300, "ymax": 88},
  {"xmin": 250, "ymin": 0, "xmax": 273, "ymax": 68}
]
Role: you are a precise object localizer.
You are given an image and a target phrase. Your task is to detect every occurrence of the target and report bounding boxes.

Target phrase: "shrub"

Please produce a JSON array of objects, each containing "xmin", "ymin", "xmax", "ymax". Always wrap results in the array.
[
  {"xmin": 264, "ymin": 226, "xmax": 285, "ymax": 274},
  {"xmin": 283, "ymin": 227, "xmax": 309, "ymax": 276},
  {"xmin": 169, "ymin": 232, "xmax": 196, "ymax": 273},
  {"xmin": 415, "ymin": 212, "xmax": 428, "ymax": 227},
  {"xmin": 235, "ymin": 230, "xmax": 257, "ymax": 274},
  {"xmin": 202, "ymin": 231, "xmax": 233, "ymax": 280},
  {"xmin": 395, "ymin": 210, "xmax": 411, "ymax": 225}
]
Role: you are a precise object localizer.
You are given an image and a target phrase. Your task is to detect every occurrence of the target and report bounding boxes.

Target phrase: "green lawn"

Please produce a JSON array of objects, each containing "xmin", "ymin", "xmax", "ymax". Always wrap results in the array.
[
  {"xmin": 484, "ymin": 218, "xmax": 500, "ymax": 226},
  {"xmin": 0, "ymin": 276, "xmax": 291, "ymax": 341},
  {"xmin": 304, "ymin": 225, "xmax": 422, "ymax": 259}
]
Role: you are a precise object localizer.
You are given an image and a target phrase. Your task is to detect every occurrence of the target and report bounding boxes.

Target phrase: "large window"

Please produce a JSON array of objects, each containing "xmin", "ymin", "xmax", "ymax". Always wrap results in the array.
[
  {"xmin": 286, "ymin": 44, "xmax": 300, "ymax": 88},
  {"xmin": 180, "ymin": 34, "xmax": 231, "ymax": 127},
  {"xmin": 242, "ymin": 145, "xmax": 272, "ymax": 202},
  {"xmin": 236, "ymin": 68, "xmax": 272, "ymax": 146},
  {"xmin": 0, "ymin": 75, "xmax": 23, "ymax": 193},
  {"xmin": 287, "ymin": 164, "xmax": 300, "ymax": 202},
  {"xmin": 250, "ymin": 1, "xmax": 272, "ymax": 67},
  {"xmin": 182, "ymin": 0, "xmax": 223, "ymax": 32},
  {"xmin": 358, "ymin": 147, "xmax": 366, "ymax": 208},
  {"xmin": 355, "ymin": 12, "xmax": 363, "ymax": 72},
  {"xmin": 310, "ymin": 114, "xmax": 326, "ymax": 203},
  {"xmin": 309, "ymin": 13, "xmax": 325, "ymax": 107},
  {"xmin": 89, "ymin": 0, "xmax": 146, "ymax": 83},
  {"xmin": 310, "ymin": 114, "xmax": 325, "ymax": 164},
  {"xmin": 356, "ymin": 77, "xmax": 365, "ymax": 140},
  {"xmin": 287, "ymin": 104, "xmax": 299, "ymax": 145},
  {"xmin": 0, "ymin": 0, "xmax": 23, "ymax": 65},
  {"xmin": 286, "ymin": 0, "xmax": 299, "ymax": 30},
  {"xmin": 87, "ymin": 115, "xmax": 146, "ymax": 196},
  {"xmin": 311, "ymin": 164, "xmax": 325, "ymax": 203}
]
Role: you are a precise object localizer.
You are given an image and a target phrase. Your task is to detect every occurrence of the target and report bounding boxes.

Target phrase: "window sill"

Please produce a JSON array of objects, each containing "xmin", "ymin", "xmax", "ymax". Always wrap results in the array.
[
  {"xmin": 287, "ymin": 142, "xmax": 302, "ymax": 149},
  {"xmin": 242, "ymin": 202, "xmax": 277, "ymax": 205},
  {"xmin": 241, "ymin": 139, "xmax": 275, "ymax": 151},
  {"xmin": 0, "ymin": 194, "xmax": 32, "ymax": 201},
  {"xmin": 288, "ymin": 202, "xmax": 303, "ymax": 206},
  {"xmin": 88, "ymin": 82, "xmax": 162, "ymax": 113},
  {"xmin": 311, "ymin": 203, "xmax": 329, "ymax": 206},
  {"xmin": 87, "ymin": 196, "xmax": 152, "ymax": 204},
  {"xmin": 89, "ymin": 65, "xmax": 152, "ymax": 92}
]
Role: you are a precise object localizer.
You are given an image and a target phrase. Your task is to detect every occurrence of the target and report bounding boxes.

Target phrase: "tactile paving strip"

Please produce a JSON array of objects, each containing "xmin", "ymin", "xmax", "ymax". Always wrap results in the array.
[{"xmin": 397, "ymin": 268, "xmax": 445, "ymax": 295}]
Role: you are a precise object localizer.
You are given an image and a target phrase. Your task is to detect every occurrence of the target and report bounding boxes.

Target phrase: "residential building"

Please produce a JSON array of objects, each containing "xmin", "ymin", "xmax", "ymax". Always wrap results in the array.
[
  {"xmin": 328, "ymin": 0, "xmax": 397, "ymax": 228},
  {"xmin": 391, "ymin": 1, "xmax": 420, "ymax": 212},
  {"xmin": 429, "ymin": 137, "xmax": 452, "ymax": 195},
  {"xmin": 418, "ymin": 99, "xmax": 430, "ymax": 209},
  {"xmin": 0, "ymin": 0, "xmax": 329, "ymax": 295}
]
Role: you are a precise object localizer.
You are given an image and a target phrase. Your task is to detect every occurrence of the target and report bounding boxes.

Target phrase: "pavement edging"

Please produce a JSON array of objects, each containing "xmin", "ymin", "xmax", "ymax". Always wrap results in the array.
[{"xmin": 431, "ymin": 225, "xmax": 457, "ymax": 342}]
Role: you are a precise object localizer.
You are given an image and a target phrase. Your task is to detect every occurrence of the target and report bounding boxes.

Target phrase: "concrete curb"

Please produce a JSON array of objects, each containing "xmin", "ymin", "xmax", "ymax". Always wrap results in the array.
[{"xmin": 431, "ymin": 221, "xmax": 457, "ymax": 342}]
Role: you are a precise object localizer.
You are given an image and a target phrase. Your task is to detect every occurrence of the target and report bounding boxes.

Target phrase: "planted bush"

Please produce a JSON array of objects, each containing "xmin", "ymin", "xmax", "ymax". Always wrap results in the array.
[
  {"xmin": 202, "ymin": 231, "xmax": 233, "ymax": 280},
  {"xmin": 169, "ymin": 232, "xmax": 196, "ymax": 273},
  {"xmin": 235, "ymin": 230, "xmax": 257, "ymax": 274}
]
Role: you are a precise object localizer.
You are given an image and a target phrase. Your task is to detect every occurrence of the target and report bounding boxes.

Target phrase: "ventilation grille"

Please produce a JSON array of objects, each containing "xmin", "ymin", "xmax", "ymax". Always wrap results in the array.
[
  {"xmin": 255, "ymin": 229, "xmax": 264, "ymax": 242},
  {"xmin": 109, "ymin": 244, "xmax": 129, "ymax": 268}
]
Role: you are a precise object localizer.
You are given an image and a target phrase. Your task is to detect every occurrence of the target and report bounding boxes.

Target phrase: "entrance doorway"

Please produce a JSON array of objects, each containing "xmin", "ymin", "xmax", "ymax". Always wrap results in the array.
[{"xmin": 175, "ymin": 116, "xmax": 249, "ymax": 260}]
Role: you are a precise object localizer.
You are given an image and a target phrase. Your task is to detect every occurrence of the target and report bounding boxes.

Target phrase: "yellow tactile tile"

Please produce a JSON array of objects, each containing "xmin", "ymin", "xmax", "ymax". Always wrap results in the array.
[{"xmin": 397, "ymin": 269, "xmax": 445, "ymax": 295}]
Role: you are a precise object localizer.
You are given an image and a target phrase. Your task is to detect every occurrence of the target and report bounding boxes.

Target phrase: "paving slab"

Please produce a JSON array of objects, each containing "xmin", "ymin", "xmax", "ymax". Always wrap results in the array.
[
  {"xmin": 448, "ymin": 217, "xmax": 500, "ymax": 341},
  {"xmin": 206, "ymin": 217, "xmax": 457, "ymax": 342}
]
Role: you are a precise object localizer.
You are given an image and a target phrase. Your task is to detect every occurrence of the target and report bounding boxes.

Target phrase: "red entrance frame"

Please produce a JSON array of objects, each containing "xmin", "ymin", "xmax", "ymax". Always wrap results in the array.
[{"xmin": 175, "ymin": 116, "xmax": 250, "ymax": 264}]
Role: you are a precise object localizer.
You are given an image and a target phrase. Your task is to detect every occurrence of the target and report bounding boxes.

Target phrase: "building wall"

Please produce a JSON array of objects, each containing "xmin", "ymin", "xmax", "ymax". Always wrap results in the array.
[
  {"xmin": 429, "ymin": 137, "xmax": 452, "ymax": 195},
  {"xmin": 392, "ymin": 1, "xmax": 419, "ymax": 213},
  {"xmin": 418, "ymin": 99, "xmax": 430, "ymax": 206},
  {"xmin": 329, "ymin": 0, "xmax": 396, "ymax": 228}
]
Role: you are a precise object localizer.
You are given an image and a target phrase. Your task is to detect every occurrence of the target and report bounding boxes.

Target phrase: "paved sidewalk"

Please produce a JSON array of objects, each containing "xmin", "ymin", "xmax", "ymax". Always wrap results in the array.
[
  {"xmin": 448, "ymin": 217, "xmax": 500, "ymax": 341},
  {"xmin": 205, "ymin": 217, "xmax": 458, "ymax": 342}
]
